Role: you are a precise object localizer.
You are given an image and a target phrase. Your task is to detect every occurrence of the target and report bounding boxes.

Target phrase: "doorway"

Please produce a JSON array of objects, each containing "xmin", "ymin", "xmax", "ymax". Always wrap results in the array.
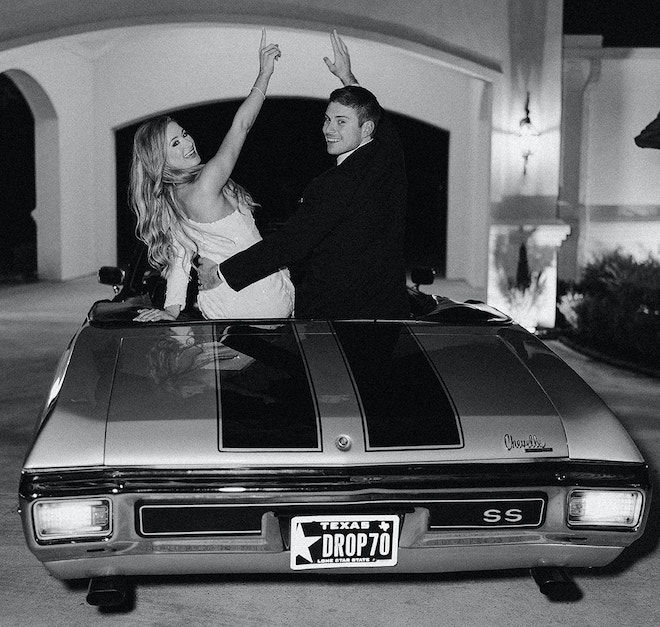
[
  {"xmin": 115, "ymin": 98, "xmax": 448, "ymax": 274},
  {"xmin": 0, "ymin": 73, "xmax": 36, "ymax": 282}
]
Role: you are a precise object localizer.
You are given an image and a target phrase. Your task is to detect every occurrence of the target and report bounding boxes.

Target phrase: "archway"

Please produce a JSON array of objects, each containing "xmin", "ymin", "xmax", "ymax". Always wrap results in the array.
[
  {"xmin": 115, "ymin": 98, "xmax": 449, "ymax": 274},
  {"xmin": 0, "ymin": 73, "xmax": 36, "ymax": 282},
  {"xmin": 3, "ymin": 69, "xmax": 59, "ymax": 280},
  {"xmin": 2, "ymin": 24, "xmax": 492, "ymax": 285}
]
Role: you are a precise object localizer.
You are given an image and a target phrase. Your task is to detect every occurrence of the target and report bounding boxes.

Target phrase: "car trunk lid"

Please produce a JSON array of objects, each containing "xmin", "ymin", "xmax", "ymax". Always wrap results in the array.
[{"xmin": 103, "ymin": 321, "xmax": 569, "ymax": 466}]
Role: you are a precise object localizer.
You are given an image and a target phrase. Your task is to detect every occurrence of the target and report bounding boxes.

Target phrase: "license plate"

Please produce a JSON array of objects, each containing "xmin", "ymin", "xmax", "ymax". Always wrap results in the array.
[{"xmin": 290, "ymin": 514, "xmax": 399, "ymax": 570}]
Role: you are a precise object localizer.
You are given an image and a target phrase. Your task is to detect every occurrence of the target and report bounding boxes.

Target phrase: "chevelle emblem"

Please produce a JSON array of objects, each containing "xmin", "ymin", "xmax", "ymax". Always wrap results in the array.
[{"xmin": 503, "ymin": 434, "xmax": 553, "ymax": 453}]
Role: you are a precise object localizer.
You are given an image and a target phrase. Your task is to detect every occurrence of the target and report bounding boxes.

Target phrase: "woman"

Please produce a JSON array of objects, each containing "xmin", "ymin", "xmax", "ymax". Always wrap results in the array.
[{"xmin": 130, "ymin": 29, "xmax": 294, "ymax": 322}]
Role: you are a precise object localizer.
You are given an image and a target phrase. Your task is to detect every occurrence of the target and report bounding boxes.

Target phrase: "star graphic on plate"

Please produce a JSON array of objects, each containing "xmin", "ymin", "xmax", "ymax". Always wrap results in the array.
[
  {"xmin": 379, "ymin": 521, "xmax": 390, "ymax": 531},
  {"xmin": 291, "ymin": 522, "xmax": 322, "ymax": 564}
]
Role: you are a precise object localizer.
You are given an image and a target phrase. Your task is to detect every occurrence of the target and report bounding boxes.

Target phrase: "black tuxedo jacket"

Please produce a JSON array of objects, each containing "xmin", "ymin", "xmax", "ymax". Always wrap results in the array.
[{"xmin": 219, "ymin": 113, "xmax": 409, "ymax": 319}]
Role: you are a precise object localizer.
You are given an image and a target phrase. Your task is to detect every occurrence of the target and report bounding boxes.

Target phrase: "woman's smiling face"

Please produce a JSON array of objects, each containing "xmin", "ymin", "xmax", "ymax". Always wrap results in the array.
[{"xmin": 165, "ymin": 121, "xmax": 200, "ymax": 169}]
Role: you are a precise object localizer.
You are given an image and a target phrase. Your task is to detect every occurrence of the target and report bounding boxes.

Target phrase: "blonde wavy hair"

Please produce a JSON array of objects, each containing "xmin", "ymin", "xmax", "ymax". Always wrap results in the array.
[{"xmin": 129, "ymin": 115, "xmax": 258, "ymax": 276}]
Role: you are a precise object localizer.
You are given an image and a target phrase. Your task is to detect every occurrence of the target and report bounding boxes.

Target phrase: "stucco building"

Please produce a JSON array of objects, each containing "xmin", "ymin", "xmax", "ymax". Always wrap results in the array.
[{"xmin": 2, "ymin": 1, "xmax": 656, "ymax": 328}]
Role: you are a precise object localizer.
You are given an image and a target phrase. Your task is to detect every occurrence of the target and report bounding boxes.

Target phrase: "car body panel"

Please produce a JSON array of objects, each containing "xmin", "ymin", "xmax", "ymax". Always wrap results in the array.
[
  {"xmin": 22, "ymin": 320, "xmax": 595, "ymax": 470},
  {"xmin": 495, "ymin": 326, "xmax": 644, "ymax": 462},
  {"xmin": 31, "ymin": 540, "xmax": 628, "ymax": 581}
]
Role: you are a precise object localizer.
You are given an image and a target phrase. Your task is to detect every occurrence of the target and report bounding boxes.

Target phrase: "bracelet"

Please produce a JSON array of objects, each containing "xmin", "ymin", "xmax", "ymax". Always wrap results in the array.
[
  {"xmin": 216, "ymin": 264, "xmax": 223, "ymax": 280},
  {"xmin": 251, "ymin": 86, "xmax": 266, "ymax": 100}
]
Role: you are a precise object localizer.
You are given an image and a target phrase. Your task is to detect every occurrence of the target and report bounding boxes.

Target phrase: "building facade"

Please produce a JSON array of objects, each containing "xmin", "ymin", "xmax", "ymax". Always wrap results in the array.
[
  {"xmin": 0, "ymin": 0, "xmax": 569, "ymax": 327},
  {"xmin": 560, "ymin": 35, "xmax": 660, "ymax": 283}
]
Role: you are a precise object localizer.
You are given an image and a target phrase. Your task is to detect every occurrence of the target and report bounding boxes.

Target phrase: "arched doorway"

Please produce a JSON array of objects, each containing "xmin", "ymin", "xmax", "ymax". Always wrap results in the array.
[
  {"xmin": 115, "ymin": 98, "xmax": 449, "ymax": 274},
  {"xmin": 0, "ymin": 73, "xmax": 36, "ymax": 282},
  {"xmin": 3, "ymin": 69, "xmax": 60, "ymax": 281}
]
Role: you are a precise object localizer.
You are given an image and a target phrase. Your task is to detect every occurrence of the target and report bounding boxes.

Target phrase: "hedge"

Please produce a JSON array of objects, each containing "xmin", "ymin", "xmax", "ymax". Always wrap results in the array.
[{"xmin": 558, "ymin": 252, "xmax": 660, "ymax": 370}]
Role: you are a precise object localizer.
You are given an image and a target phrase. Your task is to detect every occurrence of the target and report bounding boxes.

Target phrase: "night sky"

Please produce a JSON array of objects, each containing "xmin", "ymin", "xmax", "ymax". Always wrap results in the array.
[{"xmin": 563, "ymin": 0, "xmax": 660, "ymax": 47}]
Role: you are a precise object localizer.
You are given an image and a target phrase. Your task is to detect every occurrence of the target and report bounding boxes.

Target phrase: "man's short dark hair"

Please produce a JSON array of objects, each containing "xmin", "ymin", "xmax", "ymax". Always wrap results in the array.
[{"xmin": 329, "ymin": 85, "xmax": 382, "ymax": 132}]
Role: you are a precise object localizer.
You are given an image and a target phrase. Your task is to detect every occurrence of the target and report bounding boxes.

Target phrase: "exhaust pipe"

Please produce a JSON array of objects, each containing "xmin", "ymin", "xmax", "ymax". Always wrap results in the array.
[
  {"xmin": 86, "ymin": 576, "xmax": 129, "ymax": 607},
  {"xmin": 530, "ymin": 567, "xmax": 581, "ymax": 600}
]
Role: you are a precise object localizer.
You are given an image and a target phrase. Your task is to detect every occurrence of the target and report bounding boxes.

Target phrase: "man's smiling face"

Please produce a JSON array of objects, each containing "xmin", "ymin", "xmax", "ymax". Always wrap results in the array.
[{"xmin": 323, "ymin": 102, "xmax": 370, "ymax": 156}]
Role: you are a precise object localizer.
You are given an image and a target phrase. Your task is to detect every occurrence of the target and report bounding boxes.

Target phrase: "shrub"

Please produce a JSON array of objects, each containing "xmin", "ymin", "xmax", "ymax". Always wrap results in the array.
[{"xmin": 560, "ymin": 251, "xmax": 660, "ymax": 369}]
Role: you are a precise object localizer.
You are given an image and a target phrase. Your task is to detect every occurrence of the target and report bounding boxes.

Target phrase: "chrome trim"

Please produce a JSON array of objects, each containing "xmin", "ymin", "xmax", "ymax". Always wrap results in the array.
[{"xmin": 20, "ymin": 461, "xmax": 651, "ymax": 501}]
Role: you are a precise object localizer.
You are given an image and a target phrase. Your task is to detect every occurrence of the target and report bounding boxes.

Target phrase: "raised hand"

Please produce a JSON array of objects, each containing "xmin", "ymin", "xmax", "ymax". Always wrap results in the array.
[
  {"xmin": 323, "ymin": 29, "xmax": 357, "ymax": 85},
  {"xmin": 259, "ymin": 28, "xmax": 281, "ymax": 78}
]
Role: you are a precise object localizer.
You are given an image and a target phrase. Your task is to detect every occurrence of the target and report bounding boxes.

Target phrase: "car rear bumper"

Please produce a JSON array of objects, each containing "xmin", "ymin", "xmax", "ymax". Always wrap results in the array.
[
  {"xmin": 20, "ymin": 461, "xmax": 651, "ymax": 581},
  {"xmin": 41, "ymin": 542, "xmax": 625, "ymax": 580}
]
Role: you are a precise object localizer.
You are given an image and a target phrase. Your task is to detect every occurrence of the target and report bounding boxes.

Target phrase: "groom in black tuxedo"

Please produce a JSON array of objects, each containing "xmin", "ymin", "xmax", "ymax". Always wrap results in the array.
[{"xmin": 197, "ymin": 31, "xmax": 409, "ymax": 319}]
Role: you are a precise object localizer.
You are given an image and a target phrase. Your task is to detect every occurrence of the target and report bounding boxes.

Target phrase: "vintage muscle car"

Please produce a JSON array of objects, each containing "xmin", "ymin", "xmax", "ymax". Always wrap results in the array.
[{"xmin": 18, "ymin": 257, "xmax": 651, "ymax": 607}]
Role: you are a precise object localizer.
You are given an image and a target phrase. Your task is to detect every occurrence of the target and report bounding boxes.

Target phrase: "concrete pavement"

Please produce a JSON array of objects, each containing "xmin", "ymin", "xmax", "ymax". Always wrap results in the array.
[{"xmin": 0, "ymin": 274, "xmax": 113, "ymax": 323}]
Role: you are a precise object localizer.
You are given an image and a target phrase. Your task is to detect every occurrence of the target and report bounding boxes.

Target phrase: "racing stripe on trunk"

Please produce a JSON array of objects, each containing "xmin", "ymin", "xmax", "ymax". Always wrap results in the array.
[
  {"xmin": 217, "ymin": 323, "xmax": 321, "ymax": 450},
  {"xmin": 332, "ymin": 322, "xmax": 462, "ymax": 450}
]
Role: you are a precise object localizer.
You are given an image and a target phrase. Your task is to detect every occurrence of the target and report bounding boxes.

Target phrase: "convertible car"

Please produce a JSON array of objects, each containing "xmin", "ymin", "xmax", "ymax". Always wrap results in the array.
[{"xmin": 19, "ymin": 256, "xmax": 651, "ymax": 607}]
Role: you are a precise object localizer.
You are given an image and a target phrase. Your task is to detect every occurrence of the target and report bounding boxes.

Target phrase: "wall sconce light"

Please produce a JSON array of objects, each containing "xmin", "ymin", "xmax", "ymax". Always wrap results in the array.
[{"xmin": 518, "ymin": 92, "xmax": 539, "ymax": 175}]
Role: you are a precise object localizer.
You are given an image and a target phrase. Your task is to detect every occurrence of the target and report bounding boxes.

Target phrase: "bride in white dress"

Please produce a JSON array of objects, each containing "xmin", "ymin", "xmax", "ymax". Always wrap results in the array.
[
  {"xmin": 129, "ymin": 29, "xmax": 293, "ymax": 322},
  {"xmin": 166, "ymin": 181, "xmax": 293, "ymax": 319}
]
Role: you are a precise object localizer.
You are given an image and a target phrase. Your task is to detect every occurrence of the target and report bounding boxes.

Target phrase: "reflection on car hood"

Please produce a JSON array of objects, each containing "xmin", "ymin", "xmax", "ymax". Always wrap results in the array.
[{"xmin": 24, "ymin": 320, "xmax": 643, "ymax": 469}]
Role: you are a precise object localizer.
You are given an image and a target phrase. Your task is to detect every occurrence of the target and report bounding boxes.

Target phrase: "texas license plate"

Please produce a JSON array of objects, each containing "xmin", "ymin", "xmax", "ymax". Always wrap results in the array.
[{"xmin": 290, "ymin": 514, "xmax": 399, "ymax": 570}]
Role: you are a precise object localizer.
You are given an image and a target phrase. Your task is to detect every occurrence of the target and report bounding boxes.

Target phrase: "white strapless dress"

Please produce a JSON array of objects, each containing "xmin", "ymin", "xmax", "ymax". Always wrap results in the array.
[{"xmin": 164, "ymin": 209, "xmax": 294, "ymax": 319}]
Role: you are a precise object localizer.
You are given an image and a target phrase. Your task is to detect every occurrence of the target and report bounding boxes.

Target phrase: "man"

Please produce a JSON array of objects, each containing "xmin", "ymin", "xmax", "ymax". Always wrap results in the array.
[{"xmin": 197, "ymin": 31, "xmax": 409, "ymax": 319}]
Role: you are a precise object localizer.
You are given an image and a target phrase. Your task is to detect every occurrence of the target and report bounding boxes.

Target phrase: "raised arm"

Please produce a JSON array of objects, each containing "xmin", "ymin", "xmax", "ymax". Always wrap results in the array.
[
  {"xmin": 195, "ymin": 31, "xmax": 374, "ymax": 293},
  {"xmin": 195, "ymin": 29, "xmax": 280, "ymax": 193},
  {"xmin": 324, "ymin": 30, "xmax": 400, "ymax": 156},
  {"xmin": 323, "ymin": 30, "xmax": 358, "ymax": 86}
]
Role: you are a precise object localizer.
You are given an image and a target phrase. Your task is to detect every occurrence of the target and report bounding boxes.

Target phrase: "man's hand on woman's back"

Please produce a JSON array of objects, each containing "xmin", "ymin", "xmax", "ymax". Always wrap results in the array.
[{"xmin": 196, "ymin": 256, "xmax": 223, "ymax": 291}]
